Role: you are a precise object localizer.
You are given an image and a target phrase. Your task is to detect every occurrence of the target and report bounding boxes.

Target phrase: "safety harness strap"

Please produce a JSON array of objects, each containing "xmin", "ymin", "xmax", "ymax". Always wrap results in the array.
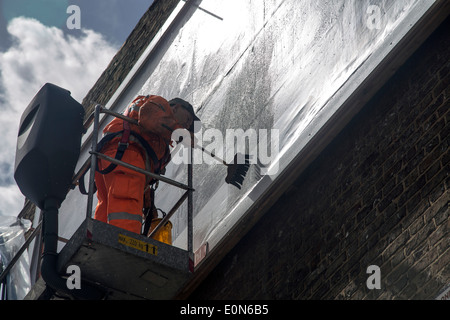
[
  {"xmin": 97, "ymin": 106, "xmax": 133, "ymax": 175},
  {"xmin": 78, "ymin": 130, "xmax": 161, "ymax": 195},
  {"xmin": 96, "ymin": 133, "xmax": 129, "ymax": 175},
  {"xmin": 78, "ymin": 100, "xmax": 170, "ymax": 194}
]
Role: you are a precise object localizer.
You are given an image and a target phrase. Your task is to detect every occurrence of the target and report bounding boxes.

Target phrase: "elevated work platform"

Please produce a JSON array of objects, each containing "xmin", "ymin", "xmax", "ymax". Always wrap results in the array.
[
  {"xmin": 26, "ymin": 218, "xmax": 192, "ymax": 300},
  {"xmin": 17, "ymin": 103, "xmax": 195, "ymax": 300}
]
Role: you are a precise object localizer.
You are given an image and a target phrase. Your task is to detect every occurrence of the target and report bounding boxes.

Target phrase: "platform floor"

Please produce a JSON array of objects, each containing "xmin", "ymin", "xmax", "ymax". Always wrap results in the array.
[{"xmin": 25, "ymin": 218, "xmax": 192, "ymax": 300}]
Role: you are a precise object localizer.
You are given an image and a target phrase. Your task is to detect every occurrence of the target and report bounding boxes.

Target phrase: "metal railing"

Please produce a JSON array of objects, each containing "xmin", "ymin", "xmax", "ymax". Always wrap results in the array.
[{"xmin": 85, "ymin": 104, "xmax": 194, "ymax": 251}]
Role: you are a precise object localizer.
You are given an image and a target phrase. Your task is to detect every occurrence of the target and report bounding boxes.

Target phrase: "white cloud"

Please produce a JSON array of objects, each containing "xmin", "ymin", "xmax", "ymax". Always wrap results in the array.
[
  {"xmin": 0, "ymin": 17, "xmax": 118, "ymax": 217},
  {"xmin": 0, "ymin": 184, "xmax": 26, "ymax": 217}
]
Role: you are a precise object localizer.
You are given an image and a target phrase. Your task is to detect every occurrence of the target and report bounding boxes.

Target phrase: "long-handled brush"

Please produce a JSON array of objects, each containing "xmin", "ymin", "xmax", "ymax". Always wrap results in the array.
[
  {"xmin": 97, "ymin": 108, "xmax": 251, "ymax": 188},
  {"xmin": 198, "ymin": 147, "xmax": 250, "ymax": 189}
]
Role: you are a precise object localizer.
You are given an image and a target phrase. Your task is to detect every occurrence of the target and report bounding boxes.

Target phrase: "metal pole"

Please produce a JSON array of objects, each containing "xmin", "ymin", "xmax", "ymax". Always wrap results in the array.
[
  {"xmin": 100, "ymin": 108, "xmax": 139, "ymax": 126},
  {"xmin": 148, "ymin": 191, "xmax": 189, "ymax": 238},
  {"xmin": 86, "ymin": 105, "xmax": 101, "ymax": 220},
  {"xmin": 188, "ymin": 146, "xmax": 193, "ymax": 256}
]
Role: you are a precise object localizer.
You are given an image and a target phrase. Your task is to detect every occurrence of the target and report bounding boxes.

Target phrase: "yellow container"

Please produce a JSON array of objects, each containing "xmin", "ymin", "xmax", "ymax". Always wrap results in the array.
[{"xmin": 148, "ymin": 218, "xmax": 172, "ymax": 245}]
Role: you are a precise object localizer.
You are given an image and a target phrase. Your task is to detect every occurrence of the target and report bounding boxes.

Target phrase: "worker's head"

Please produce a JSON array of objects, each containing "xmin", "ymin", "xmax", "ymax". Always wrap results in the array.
[{"xmin": 169, "ymin": 98, "xmax": 200, "ymax": 132}]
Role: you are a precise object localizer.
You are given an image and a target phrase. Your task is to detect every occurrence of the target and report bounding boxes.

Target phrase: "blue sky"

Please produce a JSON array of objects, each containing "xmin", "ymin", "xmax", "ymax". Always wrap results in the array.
[
  {"xmin": 0, "ymin": 0, "xmax": 153, "ymax": 48},
  {"xmin": 0, "ymin": 0, "xmax": 154, "ymax": 217}
]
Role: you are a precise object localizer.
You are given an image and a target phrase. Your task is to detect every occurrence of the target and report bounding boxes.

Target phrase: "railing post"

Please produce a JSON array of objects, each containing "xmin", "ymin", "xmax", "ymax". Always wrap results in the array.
[
  {"xmin": 86, "ymin": 105, "xmax": 101, "ymax": 220},
  {"xmin": 188, "ymin": 146, "xmax": 194, "ymax": 258}
]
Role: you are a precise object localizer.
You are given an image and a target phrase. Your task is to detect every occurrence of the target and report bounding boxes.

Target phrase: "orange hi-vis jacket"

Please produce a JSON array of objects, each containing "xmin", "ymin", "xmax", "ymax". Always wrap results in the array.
[{"xmin": 94, "ymin": 95, "xmax": 183, "ymax": 234}]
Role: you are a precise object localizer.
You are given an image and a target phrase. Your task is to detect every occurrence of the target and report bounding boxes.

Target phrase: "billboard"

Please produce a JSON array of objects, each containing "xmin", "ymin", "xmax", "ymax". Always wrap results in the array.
[{"xmin": 55, "ymin": 0, "xmax": 442, "ymax": 267}]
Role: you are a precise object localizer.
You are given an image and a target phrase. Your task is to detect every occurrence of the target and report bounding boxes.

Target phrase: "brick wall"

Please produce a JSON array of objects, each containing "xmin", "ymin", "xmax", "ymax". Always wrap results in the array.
[{"xmin": 189, "ymin": 17, "xmax": 449, "ymax": 300}]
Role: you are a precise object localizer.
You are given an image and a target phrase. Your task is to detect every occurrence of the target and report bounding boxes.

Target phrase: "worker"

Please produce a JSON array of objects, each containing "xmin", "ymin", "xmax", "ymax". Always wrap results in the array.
[{"xmin": 94, "ymin": 95, "xmax": 200, "ymax": 234}]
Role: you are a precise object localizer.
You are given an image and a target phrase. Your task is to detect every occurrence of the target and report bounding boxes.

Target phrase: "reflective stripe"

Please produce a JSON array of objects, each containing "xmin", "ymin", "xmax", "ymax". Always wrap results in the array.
[{"xmin": 108, "ymin": 212, "xmax": 143, "ymax": 223}]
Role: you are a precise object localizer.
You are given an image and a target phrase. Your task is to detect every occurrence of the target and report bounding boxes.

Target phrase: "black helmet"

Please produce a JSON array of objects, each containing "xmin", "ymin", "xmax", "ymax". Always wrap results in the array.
[{"xmin": 169, "ymin": 98, "xmax": 200, "ymax": 132}]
